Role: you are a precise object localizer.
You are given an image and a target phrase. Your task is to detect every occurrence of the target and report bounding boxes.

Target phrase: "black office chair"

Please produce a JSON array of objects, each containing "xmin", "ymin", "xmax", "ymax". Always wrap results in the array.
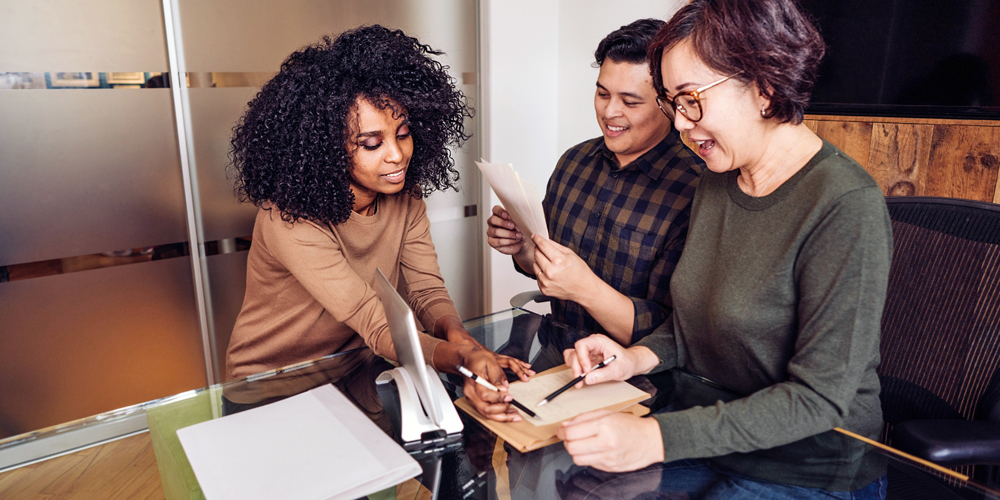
[{"xmin": 879, "ymin": 196, "xmax": 1000, "ymax": 497}]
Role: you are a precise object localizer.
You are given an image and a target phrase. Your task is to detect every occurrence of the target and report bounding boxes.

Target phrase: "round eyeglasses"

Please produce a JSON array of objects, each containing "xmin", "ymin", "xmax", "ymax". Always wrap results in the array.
[{"xmin": 656, "ymin": 74, "xmax": 738, "ymax": 122}]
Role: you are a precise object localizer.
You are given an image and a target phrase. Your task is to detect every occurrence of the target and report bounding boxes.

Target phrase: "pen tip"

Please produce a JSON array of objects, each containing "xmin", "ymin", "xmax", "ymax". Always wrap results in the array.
[{"xmin": 536, "ymin": 400, "xmax": 547, "ymax": 407}]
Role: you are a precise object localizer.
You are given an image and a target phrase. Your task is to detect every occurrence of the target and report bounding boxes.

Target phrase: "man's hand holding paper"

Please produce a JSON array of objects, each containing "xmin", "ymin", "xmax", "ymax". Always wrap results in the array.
[
  {"xmin": 486, "ymin": 205, "xmax": 529, "ymax": 257},
  {"xmin": 477, "ymin": 160, "xmax": 549, "ymax": 257},
  {"xmin": 531, "ymin": 235, "xmax": 603, "ymax": 305}
]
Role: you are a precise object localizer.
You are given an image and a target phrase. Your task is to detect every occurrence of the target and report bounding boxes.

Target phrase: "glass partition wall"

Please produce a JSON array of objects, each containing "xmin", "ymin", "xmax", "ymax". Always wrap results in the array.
[{"xmin": 0, "ymin": 0, "xmax": 482, "ymax": 453}]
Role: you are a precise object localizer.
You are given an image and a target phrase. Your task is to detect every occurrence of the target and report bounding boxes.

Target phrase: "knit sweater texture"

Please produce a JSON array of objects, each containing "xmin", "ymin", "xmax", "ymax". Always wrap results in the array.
[
  {"xmin": 226, "ymin": 194, "xmax": 459, "ymax": 380},
  {"xmin": 636, "ymin": 140, "xmax": 892, "ymax": 490}
]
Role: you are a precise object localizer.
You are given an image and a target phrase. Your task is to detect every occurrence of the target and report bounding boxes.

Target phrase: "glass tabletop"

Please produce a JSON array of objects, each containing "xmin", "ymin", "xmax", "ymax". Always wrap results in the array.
[{"xmin": 2, "ymin": 308, "xmax": 998, "ymax": 500}]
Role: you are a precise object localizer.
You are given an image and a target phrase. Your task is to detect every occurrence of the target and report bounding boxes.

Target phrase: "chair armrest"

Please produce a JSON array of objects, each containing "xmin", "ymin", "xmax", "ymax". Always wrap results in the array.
[
  {"xmin": 509, "ymin": 291, "xmax": 553, "ymax": 309},
  {"xmin": 892, "ymin": 419, "xmax": 1000, "ymax": 466}
]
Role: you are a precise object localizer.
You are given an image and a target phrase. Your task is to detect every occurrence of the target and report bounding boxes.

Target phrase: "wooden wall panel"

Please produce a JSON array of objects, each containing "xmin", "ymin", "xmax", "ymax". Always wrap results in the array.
[
  {"xmin": 867, "ymin": 123, "xmax": 933, "ymax": 196},
  {"xmin": 684, "ymin": 115, "xmax": 999, "ymax": 203},
  {"xmin": 807, "ymin": 115, "xmax": 1000, "ymax": 202},
  {"xmin": 814, "ymin": 120, "xmax": 873, "ymax": 168},
  {"xmin": 924, "ymin": 126, "xmax": 1000, "ymax": 202}
]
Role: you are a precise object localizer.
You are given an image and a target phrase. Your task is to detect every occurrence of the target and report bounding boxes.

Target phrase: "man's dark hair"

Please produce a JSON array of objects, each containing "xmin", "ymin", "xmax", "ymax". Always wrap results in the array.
[
  {"xmin": 593, "ymin": 18, "xmax": 666, "ymax": 68},
  {"xmin": 229, "ymin": 25, "xmax": 472, "ymax": 226}
]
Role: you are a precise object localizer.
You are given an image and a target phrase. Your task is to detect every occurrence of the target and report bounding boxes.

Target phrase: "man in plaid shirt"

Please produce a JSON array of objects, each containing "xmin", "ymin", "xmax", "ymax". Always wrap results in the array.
[{"xmin": 487, "ymin": 19, "xmax": 703, "ymax": 346}]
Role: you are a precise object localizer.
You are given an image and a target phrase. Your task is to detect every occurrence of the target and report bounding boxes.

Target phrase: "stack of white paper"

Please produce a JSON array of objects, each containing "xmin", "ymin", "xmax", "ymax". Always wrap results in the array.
[
  {"xmin": 476, "ymin": 160, "xmax": 549, "ymax": 253},
  {"xmin": 177, "ymin": 385, "xmax": 421, "ymax": 500}
]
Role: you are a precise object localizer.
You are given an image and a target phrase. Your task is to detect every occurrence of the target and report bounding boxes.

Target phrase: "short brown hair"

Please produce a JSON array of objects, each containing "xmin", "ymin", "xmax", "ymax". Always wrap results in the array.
[{"xmin": 648, "ymin": 0, "xmax": 825, "ymax": 124}]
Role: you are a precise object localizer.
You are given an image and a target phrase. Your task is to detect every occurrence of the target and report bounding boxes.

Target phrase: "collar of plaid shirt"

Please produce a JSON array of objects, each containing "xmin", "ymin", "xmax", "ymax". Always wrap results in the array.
[{"xmin": 592, "ymin": 127, "xmax": 687, "ymax": 181}]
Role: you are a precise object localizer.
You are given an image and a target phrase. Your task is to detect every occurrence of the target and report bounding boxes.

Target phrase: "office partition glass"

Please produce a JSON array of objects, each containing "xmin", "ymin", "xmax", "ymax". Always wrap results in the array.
[{"xmin": 0, "ymin": 0, "xmax": 482, "ymax": 446}]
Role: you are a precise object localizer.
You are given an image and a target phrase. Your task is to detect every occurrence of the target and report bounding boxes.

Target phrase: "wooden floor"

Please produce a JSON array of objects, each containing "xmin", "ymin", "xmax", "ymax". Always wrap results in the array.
[{"xmin": 0, "ymin": 432, "xmax": 164, "ymax": 500}]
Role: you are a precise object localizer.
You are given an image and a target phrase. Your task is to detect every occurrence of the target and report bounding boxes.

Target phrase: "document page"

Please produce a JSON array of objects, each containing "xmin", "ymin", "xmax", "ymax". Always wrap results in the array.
[
  {"xmin": 508, "ymin": 367, "xmax": 650, "ymax": 425},
  {"xmin": 476, "ymin": 160, "xmax": 549, "ymax": 247},
  {"xmin": 177, "ymin": 385, "xmax": 420, "ymax": 500}
]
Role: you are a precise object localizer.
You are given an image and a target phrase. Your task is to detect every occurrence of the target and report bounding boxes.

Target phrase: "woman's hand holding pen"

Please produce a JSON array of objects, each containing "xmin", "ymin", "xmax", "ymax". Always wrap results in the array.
[
  {"xmin": 559, "ymin": 334, "xmax": 665, "ymax": 472},
  {"xmin": 458, "ymin": 347, "xmax": 531, "ymax": 423},
  {"xmin": 563, "ymin": 334, "xmax": 658, "ymax": 388},
  {"xmin": 437, "ymin": 315, "xmax": 534, "ymax": 382}
]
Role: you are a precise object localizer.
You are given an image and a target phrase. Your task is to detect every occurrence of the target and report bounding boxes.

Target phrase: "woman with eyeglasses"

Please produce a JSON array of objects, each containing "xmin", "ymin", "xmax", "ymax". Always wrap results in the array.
[{"xmin": 556, "ymin": 0, "xmax": 892, "ymax": 498}]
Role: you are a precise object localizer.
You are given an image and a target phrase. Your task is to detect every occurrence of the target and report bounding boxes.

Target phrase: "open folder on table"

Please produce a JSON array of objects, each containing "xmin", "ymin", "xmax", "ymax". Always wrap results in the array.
[
  {"xmin": 177, "ymin": 384, "xmax": 421, "ymax": 500},
  {"xmin": 455, "ymin": 365, "xmax": 650, "ymax": 453},
  {"xmin": 476, "ymin": 160, "xmax": 549, "ymax": 253}
]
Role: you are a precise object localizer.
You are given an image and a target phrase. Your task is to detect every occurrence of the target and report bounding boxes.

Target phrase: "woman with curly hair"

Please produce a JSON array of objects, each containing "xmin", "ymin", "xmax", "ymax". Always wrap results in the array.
[{"xmin": 225, "ymin": 25, "xmax": 532, "ymax": 421}]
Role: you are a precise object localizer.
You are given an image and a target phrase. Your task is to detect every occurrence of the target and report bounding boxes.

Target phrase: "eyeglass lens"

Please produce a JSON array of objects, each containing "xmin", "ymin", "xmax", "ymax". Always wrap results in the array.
[{"xmin": 676, "ymin": 95, "xmax": 702, "ymax": 121}]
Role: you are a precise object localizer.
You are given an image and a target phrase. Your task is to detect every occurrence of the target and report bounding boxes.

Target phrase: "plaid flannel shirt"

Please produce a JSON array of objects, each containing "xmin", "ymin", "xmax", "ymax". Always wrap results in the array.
[{"xmin": 521, "ymin": 129, "xmax": 703, "ymax": 343}]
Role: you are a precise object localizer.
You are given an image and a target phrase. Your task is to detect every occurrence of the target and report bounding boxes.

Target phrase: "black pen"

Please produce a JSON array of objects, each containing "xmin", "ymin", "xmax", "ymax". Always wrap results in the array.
[
  {"xmin": 456, "ymin": 365, "xmax": 538, "ymax": 419},
  {"xmin": 536, "ymin": 355, "xmax": 617, "ymax": 407}
]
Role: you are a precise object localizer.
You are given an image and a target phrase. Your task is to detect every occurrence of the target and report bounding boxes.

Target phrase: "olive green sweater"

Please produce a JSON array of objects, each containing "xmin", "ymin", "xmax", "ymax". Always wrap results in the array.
[{"xmin": 636, "ymin": 141, "xmax": 892, "ymax": 490}]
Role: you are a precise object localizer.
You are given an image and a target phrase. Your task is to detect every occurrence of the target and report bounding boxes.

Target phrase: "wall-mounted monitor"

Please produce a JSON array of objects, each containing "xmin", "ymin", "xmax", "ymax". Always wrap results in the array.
[{"xmin": 801, "ymin": 0, "xmax": 1000, "ymax": 119}]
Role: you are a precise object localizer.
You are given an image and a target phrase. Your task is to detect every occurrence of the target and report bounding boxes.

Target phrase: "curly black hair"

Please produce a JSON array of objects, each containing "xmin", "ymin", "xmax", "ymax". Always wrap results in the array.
[{"xmin": 229, "ymin": 25, "xmax": 472, "ymax": 225}]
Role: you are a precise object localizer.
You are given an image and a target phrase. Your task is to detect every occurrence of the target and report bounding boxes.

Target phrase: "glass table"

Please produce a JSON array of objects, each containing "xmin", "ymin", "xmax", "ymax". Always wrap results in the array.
[{"xmin": 2, "ymin": 308, "xmax": 998, "ymax": 500}]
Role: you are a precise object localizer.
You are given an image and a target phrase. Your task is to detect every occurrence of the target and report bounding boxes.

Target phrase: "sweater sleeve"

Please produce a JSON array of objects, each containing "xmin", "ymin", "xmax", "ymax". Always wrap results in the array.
[
  {"xmin": 398, "ymin": 198, "xmax": 462, "ymax": 338},
  {"xmin": 265, "ymin": 216, "xmax": 443, "ymax": 365},
  {"xmin": 633, "ymin": 315, "xmax": 680, "ymax": 374},
  {"xmin": 653, "ymin": 187, "xmax": 892, "ymax": 462}
]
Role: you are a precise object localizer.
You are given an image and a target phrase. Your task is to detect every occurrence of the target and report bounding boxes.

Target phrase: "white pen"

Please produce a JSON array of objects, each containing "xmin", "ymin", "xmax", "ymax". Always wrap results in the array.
[
  {"xmin": 456, "ymin": 365, "xmax": 538, "ymax": 418},
  {"xmin": 456, "ymin": 365, "xmax": 500, "ymax": 391}
]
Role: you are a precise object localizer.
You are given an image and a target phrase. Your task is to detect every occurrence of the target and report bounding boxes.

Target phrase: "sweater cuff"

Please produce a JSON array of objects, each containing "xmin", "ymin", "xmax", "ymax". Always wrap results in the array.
[
  {"xmin": 633, "ymin": 320, "xmax": 678, "ymax": 374},
  {"xmin": 653, "ymin": 410, "xmax": 699, "ymax": 463},
  {"xmin": 418, "ymin": 299, "xmax": 461, "ymax": 336},
  {"xmin": 419, "ymin": 334, "xmax": 445, "ymax": 368}
]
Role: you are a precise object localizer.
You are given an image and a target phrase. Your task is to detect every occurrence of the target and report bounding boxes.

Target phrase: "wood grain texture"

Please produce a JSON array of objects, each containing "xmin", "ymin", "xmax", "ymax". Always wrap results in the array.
[
  {"xmin": 0, "ymin": 433, "xmax": 164, "ymax": 500},
  {"xmin": 867, "ymin": 123, "xmax": 934, "ymax": 196},
  {"xmin": 924, "ymin": 125, "xmax": 1000, "ymax": 202},
  {"xmin": 814, "ymin": 120, "xmax": 874, "ymax": 168},
  {"xmin": 806, "ymin": 115, "xmax": 1000, "ymax": 127}
]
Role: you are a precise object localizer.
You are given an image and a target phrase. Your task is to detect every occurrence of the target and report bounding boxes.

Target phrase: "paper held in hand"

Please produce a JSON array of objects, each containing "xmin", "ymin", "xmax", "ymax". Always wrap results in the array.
[{"xmin": 475, "ymin": 160, "xmax": 549, "ymax": 251}]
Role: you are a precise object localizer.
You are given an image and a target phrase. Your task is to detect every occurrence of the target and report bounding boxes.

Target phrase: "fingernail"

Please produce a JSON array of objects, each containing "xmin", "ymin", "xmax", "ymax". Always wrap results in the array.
[{"xmin": 504, "ymin": 395, "xmax": 512, "ymax": 402}]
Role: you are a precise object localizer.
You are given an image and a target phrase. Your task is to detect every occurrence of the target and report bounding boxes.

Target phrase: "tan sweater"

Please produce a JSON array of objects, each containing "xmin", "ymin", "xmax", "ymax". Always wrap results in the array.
[{"xmin": 226, "ymin": 194, "xmax": 459, "ymax": 380}]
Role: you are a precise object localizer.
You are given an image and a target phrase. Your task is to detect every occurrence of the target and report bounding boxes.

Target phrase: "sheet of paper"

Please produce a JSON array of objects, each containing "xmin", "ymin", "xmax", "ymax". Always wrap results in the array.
[
  {"xmin": 476, "ymin": 160, "xmax": 549, "ymax": 245},
  {"xmin": 508, "ymin": 368, "xmax": 650, "ymax": 425},
  {"xmin": 177, "ymin": 385, "xmax": 420, "ymax": 500}
]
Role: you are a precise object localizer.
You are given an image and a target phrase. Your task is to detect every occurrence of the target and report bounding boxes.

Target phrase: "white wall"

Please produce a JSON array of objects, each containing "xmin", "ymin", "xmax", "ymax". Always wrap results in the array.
[{"xmin": 481, "ymin": 0, "xmax": 685, "ymax": 313}]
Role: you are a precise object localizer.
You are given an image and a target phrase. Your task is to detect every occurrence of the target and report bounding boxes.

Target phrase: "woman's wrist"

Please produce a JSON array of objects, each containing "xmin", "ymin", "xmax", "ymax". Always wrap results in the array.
[
  {"xmin": 434, "ymin": 315, "xmax": 474, "ymax": 343},
  {"xmin": 432, "ymin": 341, "xmax": 477, "ymax": 373},
  {"xmin": 626, "ymin": 346, "xmax": 661, "ymax": 376}
]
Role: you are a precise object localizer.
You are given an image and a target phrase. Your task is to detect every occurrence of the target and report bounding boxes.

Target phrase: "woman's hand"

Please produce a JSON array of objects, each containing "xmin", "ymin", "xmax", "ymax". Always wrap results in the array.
[
  {"xmin": 460, "ymin": 346, "xmax": 523, "ymax": 422},
  {"xmin": 532, "ymin": 235, "xmax": 598, "ymax": 303},
  {"xmin": 557, "ymin": 410, "xmax": 664, "ymax": 472},
  {"xmin": 486, "ymin": 205, "xmax": 526, "ymax": 256},
  {"xmin": 563, "ymin": 334, "xmax": 642, "ymax": 388},
  {"xmin": 439, "ymin": 317, "xmax": 534, "ymax": 382}
]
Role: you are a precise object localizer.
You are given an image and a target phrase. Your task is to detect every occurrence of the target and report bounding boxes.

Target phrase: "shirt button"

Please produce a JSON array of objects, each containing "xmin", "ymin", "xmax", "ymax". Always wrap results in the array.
[{"xmin": 591, "ymin": 213, "xmax": 600, "ymax": 220}]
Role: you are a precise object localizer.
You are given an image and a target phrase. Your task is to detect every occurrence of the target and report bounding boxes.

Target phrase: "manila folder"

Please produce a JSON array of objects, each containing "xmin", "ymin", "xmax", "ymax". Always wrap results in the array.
[{"xmin": 455, "ymin": 365, "xmax": 650, "ymax": 453}]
